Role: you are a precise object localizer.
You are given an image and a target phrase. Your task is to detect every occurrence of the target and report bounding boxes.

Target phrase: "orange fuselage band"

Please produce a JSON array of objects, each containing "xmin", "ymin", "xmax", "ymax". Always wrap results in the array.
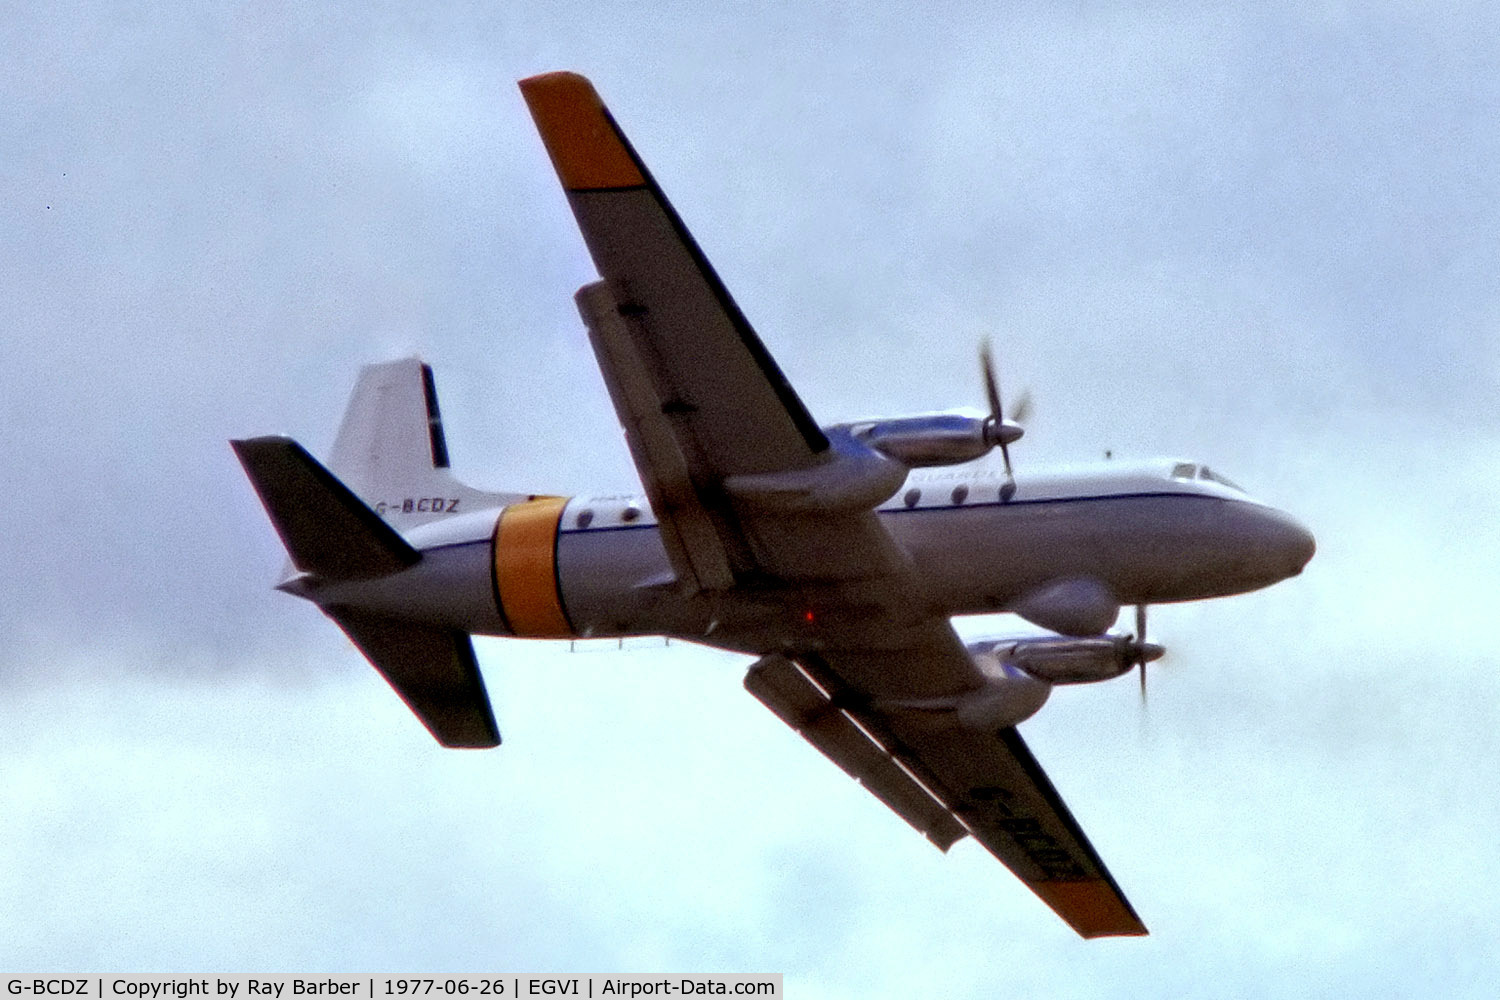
[{"xmin": 494, "ymin": 496, "xmax": 575, "ymax": 637}]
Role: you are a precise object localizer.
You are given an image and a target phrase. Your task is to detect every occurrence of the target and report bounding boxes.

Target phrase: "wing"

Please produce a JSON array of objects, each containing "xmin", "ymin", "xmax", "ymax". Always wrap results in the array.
[
  {"xmin": 522, "ymin": 71, "xmax": 1142, "ymax": 937},
  {"xmin": 745, "ymin": 652, "xmax": 968, "ymax": 851},
  {"xmin": 520, "ymin": 72, "xmax": 827, "ymax": 477},
  {"xmin": 754, "ymin": 640, "xmax": 1148, "ymax": 939},
  {"xmin": 522, "ymin": 72, "xmax": 917, "ymax": 593}
]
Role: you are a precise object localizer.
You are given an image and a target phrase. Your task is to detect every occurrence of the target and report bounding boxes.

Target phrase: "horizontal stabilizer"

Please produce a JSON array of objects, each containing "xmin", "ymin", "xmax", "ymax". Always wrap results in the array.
[
  {"xmin": 328, "ymin": 607, "xmax": 500, "ymax": 748},
  {"xmin": 745, "ymin": 654, "xmax": 967, "ymax": 851},
  {"xmin": 231, "ymin": 436, "xmax": 419, "ymax": 581}
]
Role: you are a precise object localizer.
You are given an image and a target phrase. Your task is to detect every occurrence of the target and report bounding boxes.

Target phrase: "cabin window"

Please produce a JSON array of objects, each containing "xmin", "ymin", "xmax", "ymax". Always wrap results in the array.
[
  {"xmin": 951, "ymin": 484, "xmax": 969, "ymax": 505},
  {"xmin": 903, "ymin": 488, "xmax": 921, "ymax": 508},
  {"xmin": 621, "ymin": 505, "xmax": 641, "ymax": 522},
  {"xmin": 1170, "ymin": 462, "xmax": 1197, "ymax": 481},
  {"xmin": 575, "ymin": 509, "xmax": 594, "ymax": 528}
]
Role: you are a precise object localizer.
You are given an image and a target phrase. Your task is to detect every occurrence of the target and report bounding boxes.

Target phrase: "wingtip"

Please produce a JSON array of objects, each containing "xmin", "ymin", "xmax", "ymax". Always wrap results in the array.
[
  {"xmin": 231, "ymin": 433, "xmax": 294, "ymax": 449},
  {"xmin": 1081, "ymin": 925, "xmax": 1150, "ymax": 940},
  {"xmin": 519, "ymin": 70, "xmax": 645, "ymax": 191},
  {"xmin": 230, "ymin": 434, "xmax": 295, "ymax": 466},
  {"xmin": 518, "ymin": 69, "xmax": 591, "ymax": 91},
  {"xmin": 1032, "ymin": 879, "xmax": 1150, "ymax": 939},
  {"xmin": 439, "ymin": 735, "xmax": 503, "ymax": 750}
]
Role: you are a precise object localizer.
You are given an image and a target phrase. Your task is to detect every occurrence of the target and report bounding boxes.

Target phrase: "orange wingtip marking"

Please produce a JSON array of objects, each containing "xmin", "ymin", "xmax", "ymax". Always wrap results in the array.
[
  {"xmin": 519, "ymin": 72, "xmax": 645, "ymax": 191},
  {"xmin": 1031, "ymin": 881, "xmax": 1149, "ymax": 939}
]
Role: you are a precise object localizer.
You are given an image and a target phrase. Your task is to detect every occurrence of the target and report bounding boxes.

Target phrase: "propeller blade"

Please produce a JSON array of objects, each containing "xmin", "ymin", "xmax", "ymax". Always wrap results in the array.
[
  {"xmin": 980, "ymin": 339, "xmax": 1016, "ymax": 484},
  {"xmin": 1011, "ymin": 388, "xmax": 1034, "ymax": 425},
  {"xmin": 1136, "ymin": 604, "xmax": 1148, "ymax": 704},
  {"xmin": 980, "ymin": 339, "xmax": 1004, "ymax": 422}
]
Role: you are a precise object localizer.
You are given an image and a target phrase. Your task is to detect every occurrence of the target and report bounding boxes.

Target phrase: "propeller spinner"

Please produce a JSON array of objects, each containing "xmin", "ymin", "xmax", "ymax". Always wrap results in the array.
[{"xmin": 979, "ymin": 340, "xmax": 1027, "ymax": 499}]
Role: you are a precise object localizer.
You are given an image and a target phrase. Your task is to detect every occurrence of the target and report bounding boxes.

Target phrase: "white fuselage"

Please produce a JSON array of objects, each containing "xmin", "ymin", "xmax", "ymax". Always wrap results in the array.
[{"xmin": 305, "ymin": 458, "xmax": 1315, "ymax": 654}]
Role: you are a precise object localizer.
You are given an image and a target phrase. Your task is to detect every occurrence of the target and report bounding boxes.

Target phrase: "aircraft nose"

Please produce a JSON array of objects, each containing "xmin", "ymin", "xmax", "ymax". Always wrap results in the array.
[{"xmin": 1269, "ymin": 508, "xmax": 1316, "ymax": 575}]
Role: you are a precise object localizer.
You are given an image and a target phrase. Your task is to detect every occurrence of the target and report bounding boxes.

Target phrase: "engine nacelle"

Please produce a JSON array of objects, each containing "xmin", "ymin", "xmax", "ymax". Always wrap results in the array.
[
  {"xmin": 955, "ymin": 640, "xmax": 1053, "ymax": 731},
  {"xmin": 951, "ymin": 633, "xmax": 1160, "ymax": 732},
  {"xmin": 843, "ymin": 412, "xmax": 1022, "ymax": 468},
  {"xmin": 1004, "ymin": 633, "xmax": 1159, "ymax": 685}
]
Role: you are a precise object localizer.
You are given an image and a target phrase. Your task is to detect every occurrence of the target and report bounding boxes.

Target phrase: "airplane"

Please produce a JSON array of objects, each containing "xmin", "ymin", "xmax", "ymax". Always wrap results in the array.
[{"xmin": 232, "ymin": 71, "xmax": 1315, "ymax": 939}]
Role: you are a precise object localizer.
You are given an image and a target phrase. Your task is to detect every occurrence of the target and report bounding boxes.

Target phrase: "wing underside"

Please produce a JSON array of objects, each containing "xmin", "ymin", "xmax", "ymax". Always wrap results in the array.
[
  {"xmin": 521, "ymin": 71, "xmax": 826, "ymax": 481},
  {"xmin": 523, "ymin": 72, "xmax": 913, "ymax": 589},
  {"xmin": 745, "ymin": 653, "xmax": 967, "ymax": 851},
  {"xmin": 521, "ymin": 70, "xmax": 1145, "ymax": 938},
  {"xmin": 752, "ymin": 647, "xmax": 1147, "ymax": 938}
]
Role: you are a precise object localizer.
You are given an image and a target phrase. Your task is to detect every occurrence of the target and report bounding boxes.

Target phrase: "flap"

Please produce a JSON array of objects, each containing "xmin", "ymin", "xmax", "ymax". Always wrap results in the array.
[{"xmin": 745, "ymin": 653, "xmax": 966, "ymax": 851}]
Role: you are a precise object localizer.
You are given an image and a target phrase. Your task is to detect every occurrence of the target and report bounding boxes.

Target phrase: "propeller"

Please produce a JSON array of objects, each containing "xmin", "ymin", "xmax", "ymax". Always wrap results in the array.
[
  {"xmin": 979, "ymin": 340, "xmax": 1026, "ymax": 499},
  {"xmin": 1130, "ymin": 604, "xmax": 1167, "ymax": 704},
  {"xmin": 1136, "ymin": 604, "xmax": 1149, "ymax": 702},
  {"xmin": 1011, "ymin": 387, "xmax": 1034, "ymax": 426}
]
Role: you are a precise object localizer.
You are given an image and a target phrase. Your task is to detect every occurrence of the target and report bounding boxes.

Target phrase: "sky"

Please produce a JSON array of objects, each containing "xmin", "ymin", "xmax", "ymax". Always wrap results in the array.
[{"xmin": 4, "ymin": 0, "xmax": 1500, "ymax": 992}]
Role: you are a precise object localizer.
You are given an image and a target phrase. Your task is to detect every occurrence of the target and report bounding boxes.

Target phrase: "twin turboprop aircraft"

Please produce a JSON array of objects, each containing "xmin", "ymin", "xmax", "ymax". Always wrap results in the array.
[{"xmin": 233, "ymin": 72, "xmax": 1315, "ymax": 938}]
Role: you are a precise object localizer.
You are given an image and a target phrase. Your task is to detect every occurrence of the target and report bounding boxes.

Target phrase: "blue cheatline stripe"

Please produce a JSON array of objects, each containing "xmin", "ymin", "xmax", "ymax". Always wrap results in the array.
[{"xmin": 544, "ymin": 489, "xmax": 1226, "ymax": 536}]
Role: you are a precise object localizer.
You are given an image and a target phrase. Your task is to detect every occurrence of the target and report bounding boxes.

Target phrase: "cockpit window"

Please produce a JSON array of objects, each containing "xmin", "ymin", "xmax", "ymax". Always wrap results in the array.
[
  {"xmin": 1169, "ymin": 462, "xmax": 1245, "ymax": 492},
  {"xmin": 1198, "ymin": 466, "xmax": 1244, "ymax": 492}
]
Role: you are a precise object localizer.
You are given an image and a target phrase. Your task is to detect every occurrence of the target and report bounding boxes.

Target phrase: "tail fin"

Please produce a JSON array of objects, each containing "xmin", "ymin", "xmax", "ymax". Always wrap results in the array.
[
  {"xmin": 232, "ymin": 434, "xmax": 501, "ymax": 749},
  {"xmin": 328, "ymin": 357, "xmax": 523, "ymax": 529}
]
